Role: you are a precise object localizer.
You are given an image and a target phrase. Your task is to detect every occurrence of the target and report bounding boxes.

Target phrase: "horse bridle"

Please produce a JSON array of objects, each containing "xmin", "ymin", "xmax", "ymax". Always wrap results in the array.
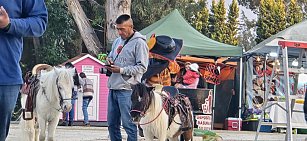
[
  {"xmin": 130, "ymin": 91, "xmax": 169, "ymax": 125},
  {"xmin": 42, "ymin": 76, "xmax": 74, "ymax": 112}
]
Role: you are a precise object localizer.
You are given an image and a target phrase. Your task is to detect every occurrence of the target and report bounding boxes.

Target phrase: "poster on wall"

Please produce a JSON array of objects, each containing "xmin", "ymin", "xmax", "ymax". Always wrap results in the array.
[{"xmin": 296, "ymin": 74, "xmax": 307, "ymax": 98}]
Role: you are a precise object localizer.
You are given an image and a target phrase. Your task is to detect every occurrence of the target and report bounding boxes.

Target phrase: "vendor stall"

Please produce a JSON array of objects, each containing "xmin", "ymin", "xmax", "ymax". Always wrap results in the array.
[
  {"xmin": 244, "ymin": 20, "xmax": 307, "ymax": 141},
  {"xmin": 140, "ymin": 9, "xmax": 243, "ymax": 130}
]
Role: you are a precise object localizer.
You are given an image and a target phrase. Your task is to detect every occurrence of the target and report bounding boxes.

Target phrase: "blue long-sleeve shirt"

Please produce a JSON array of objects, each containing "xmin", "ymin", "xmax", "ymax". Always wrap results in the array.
[{"xmin": 0, "ymin": 1, "xmax": 48, "ymax": 85}]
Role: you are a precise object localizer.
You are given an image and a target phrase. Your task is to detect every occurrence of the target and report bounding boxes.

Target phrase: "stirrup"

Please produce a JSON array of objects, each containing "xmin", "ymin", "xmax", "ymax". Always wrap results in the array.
[{"xmin": 22, "ymin": 109, "xmax": 33, "ymax": 120}]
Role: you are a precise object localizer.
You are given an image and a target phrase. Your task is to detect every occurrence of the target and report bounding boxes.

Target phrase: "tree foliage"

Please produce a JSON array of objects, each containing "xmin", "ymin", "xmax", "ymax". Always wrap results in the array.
[
  {"xmin": 192, "ymin": 0, "xmax": 210, "ymax": 36},
  {"xmin": 238, "ymin": 0, "xmax": 307, "ymax": 17},
  {"xmin": 226, "ymin": 0, "xmax": 240, "ymax": 45},
  {"xmin": 209, "ymin": 0, "xmax": 218, "ymax": 40},
  {"xmin": 256, "ymin": 0, "xmax": 275, "ymax": 43},
  {"xmin": 238, "ymin": 12, "xmax": 257, "ymax": 51},
  {"xmin": 29, "ymin": 0, "xmax": 82, "ymax": 66},
  {"xmin": 274, "ymin": 0, "xmax": 287, "ymax": 32},
  {"xmin": 287, "ymin": 0, "xmax": 303, "ymax": 27},
  {"xmin": 209, "ymin": 0, "xmax": 227, "ymax": 43},
  {"xmin": 131, "ymin": 0, "xmax": 196, "ymax": 30}
]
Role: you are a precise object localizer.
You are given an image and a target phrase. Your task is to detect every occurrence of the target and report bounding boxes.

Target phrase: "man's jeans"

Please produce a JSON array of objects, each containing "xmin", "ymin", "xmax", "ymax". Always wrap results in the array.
[
  {"xmin": 108, "ymin": 90, "xmax": 137, "ymax": 141},
  {"xmin": 82, "ymin": 97, "xmax": 92, "ymax": 124},
  {"xmin": 0, "ymin": 85, "xmax": 20, "ymax": 141}
]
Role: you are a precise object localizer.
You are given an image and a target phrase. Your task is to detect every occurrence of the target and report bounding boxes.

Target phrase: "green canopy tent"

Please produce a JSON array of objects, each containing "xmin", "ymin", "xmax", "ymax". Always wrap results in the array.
[
  {"xmin": 140, "ymin": 9, "xmax": 243, "ymax": 129},
  {"xmin": 140, "ymin": 9, "xmax": 242, "ymax": 57}
]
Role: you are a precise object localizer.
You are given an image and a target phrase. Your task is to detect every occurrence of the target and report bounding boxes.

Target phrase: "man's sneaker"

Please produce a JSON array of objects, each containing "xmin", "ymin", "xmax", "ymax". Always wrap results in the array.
[{"xmin": 84, "ymin": 123, "xmax": 90, "ymax": 127}]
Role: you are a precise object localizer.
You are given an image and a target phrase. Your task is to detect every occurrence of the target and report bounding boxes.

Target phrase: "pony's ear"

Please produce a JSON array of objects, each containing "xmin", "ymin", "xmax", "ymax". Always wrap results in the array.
[
  {"xmin": 54, "ymin": 67, "xmax": 60, "ymax": 75},
  {"xmin": 67, "ymin": 68, "xmax": 75, "ymax": 77}
]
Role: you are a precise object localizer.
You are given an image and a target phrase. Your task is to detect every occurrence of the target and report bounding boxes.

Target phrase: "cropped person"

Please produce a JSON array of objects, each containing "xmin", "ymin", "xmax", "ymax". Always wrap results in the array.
[{"xmin": 0, "ymin": 1, "xmax": 48, "ymax": 140}]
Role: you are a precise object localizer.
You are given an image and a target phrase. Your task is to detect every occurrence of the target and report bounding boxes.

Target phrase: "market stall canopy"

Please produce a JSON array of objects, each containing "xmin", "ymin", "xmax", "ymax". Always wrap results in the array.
[
  {"xmin": 245, "ymin": 20, "xmax": 307, "ymax": 57},
  {"xmin": 140, "ymin": 9, "xmax": 242, "ymax": 57}
]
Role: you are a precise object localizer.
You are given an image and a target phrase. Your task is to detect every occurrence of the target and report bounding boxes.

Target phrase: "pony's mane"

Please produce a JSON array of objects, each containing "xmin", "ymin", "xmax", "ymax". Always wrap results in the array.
[
  {"xmin": 132, "ymin": 83, "xmax": 153, "ymax": 111},
  {"xmin": 132, "ymin": 83, "xmax": 165, "ymax": 115}
]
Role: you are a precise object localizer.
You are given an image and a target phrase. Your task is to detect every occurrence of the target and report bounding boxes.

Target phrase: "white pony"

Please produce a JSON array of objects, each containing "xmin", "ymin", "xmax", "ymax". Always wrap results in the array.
[
  {"xmin": 130, "ymin": 83, "xmax": 193, "ymax": 141},
  {"xmin": 19, "ymin": 65, "xmax": 75, "ymax": 141}
]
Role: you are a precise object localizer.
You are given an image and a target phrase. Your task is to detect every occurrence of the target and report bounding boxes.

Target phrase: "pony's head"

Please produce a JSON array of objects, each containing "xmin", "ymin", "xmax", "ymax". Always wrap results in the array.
[
  {"xmin": 130, "ymin": 83, "xmax": 154, "ymax": 123},
  {"xmin": 53, "ymin": 67, "xmax": 75, "ymax": 112}
]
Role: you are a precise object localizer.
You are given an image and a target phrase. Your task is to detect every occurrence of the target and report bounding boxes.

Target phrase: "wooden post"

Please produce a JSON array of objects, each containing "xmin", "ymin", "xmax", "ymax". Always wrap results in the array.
[
  {"xmin": 66, "ymin": 0, "xmax": 102, "ymax": 56},
  {"xmin": 105, "ymin": 0, "xmax": 131, "ymax": 44}
]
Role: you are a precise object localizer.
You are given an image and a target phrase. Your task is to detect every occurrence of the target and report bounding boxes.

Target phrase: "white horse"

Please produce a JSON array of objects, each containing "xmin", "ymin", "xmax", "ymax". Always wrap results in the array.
[
  {"xmin": 130, "ymin": 83, "xmax": 193, "ymax": 141},
  {"xmin": 19, "ymin": 65, "xmax": 75, "ymax": 141}
]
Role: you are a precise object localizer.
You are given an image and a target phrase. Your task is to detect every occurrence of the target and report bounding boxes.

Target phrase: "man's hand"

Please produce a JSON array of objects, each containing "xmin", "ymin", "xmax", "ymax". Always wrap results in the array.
[
  {"xmin": 0, "ymin": 6, "xmax": 10, "ymax": 29},
  {"xmin": 106, "ymin": 58, "xmax": 114, "ymax": 65},
  {"xmin": 105, "ymin": 65, "xmax": 120, "ymax": 73}
]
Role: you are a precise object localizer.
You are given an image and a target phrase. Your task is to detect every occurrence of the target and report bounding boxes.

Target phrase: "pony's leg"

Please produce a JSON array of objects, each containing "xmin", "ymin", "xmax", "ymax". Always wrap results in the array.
[
  {"xmin": 47, "ymin": 118, "xmax": 59, "ymax": 141},
  {"xmin": 181, "ymin": 129, "xmax": 193, "ymax": 141},
  {"xmin": 143, "ymin": 130, "xmax": 155, "ymax": 141},
  {"xmin": 168, "ymin": 137, "xmax": 179, "ymax": 141},
  {"xmin": 37, "ymin": 117, "xmax": 47, "ymax": 141},
  {"xmin": 34, "ymin": 118, "xmax": 39, "ymax": 141}
]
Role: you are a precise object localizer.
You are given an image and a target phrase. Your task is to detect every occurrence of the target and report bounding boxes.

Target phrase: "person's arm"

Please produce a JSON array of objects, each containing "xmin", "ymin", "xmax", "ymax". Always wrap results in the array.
[
  {"xmin": 6, "ymin": 0, "xmax": 48, "ymax": 37},
  {"xmin": 120, "ymin": 39, "xmax": 149, "ymax": 76}
]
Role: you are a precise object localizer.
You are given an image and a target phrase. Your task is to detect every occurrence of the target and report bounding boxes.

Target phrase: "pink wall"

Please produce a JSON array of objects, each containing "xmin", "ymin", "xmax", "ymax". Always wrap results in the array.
[{"xmin": 74, "ymin": 57, "xmax": 109, "ymax": 121}]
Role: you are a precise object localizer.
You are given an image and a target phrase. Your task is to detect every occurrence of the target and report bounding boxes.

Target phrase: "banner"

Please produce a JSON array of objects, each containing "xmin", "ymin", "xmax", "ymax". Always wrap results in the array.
[{"xmin": 201, "ymin": 63, "xmax": 220, "ymax": 85}]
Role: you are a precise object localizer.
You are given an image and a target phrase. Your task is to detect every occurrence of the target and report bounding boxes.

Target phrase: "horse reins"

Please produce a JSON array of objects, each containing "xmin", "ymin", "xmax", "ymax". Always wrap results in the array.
[{"xmin": 131, "ymin": 94, "xmax": 169, "ymax": 125}]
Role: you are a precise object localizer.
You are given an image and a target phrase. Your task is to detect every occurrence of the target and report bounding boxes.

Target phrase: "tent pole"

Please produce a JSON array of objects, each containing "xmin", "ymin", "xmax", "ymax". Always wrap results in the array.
[
  {"xmin": 282, "ymin": 47, "xmax": 293, "ymax": 141},
  {"xmin": 212, "ymin": 60, "xmax": 218, "ymax": 130},
  {"xmin": 239, "ymin": 58, "xmax": 243, "ymax": 118},
  {"xmin": 239, "ymin": 57, "xmax": 243, "ymax": 131}
]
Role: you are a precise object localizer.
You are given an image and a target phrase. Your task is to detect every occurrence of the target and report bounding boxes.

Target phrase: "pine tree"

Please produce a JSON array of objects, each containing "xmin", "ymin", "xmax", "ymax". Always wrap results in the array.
[
  {"xmin": 194, "ymin": 0, "xmax": 210, "ymax": 36},
  {"xmin": 209, "ymin": 0, "xmax": 218, "ymax": 39},
  {"xmin": 274, "ymin": 0, "xmax": 286, "ymax": 33},
  {"xmin": 209, "ymin": 0, "xmax": 227, "ymax": 42},
  {"xmin": 287, "ymin": 0, "xmax": 303, "ymax": 27},
  {"xmin": 256, "ymin": 0, "xmax": 275, "ymax": 43},
  {"xmin": 226, "ymin": 0, "xmax": 239, "ymax": 45}
]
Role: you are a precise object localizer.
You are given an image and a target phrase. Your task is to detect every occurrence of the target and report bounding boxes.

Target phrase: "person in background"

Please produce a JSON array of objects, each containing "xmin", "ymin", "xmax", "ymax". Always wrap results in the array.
[
  {"xmin": 182, "ymin": 63, "xmax": 200, "ymax": 89},
  {"xmin": 62, "ymin": 62, "xmax": 83, "ymax": 126},
  {"xmin": 105, "ymin": 14, "xmax": 149, "ymax": 141},
  {"xmin": 79, "ymin": 72, "xmax": 94, "ymax": 126},
  {"xmin": 0, "ymin": 1, "xmax": 48, "ymax": 140},
  {"xmin": 176, "ymin": 63, "xmax": 200, "ymax": 89}
]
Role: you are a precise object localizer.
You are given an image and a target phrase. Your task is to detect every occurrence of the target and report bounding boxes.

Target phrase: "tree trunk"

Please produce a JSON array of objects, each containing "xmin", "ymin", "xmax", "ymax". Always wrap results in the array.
[
  {"xmin": 32, "ymin": 37, "xmax": 41, "ymax": 63},
  {"xmin": 66, "ymin": 0, "xmax": 102, "ymax": 56},
  {"xmin": 105, "ymin": 0, "xmax": 131, "ymax": 44}
]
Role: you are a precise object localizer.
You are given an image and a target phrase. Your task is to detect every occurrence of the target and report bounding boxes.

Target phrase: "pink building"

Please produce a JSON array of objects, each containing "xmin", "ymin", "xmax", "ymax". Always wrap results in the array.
[{"xmin": 65, "ymin": 53, "xmax": 108, "ymax": 122}]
